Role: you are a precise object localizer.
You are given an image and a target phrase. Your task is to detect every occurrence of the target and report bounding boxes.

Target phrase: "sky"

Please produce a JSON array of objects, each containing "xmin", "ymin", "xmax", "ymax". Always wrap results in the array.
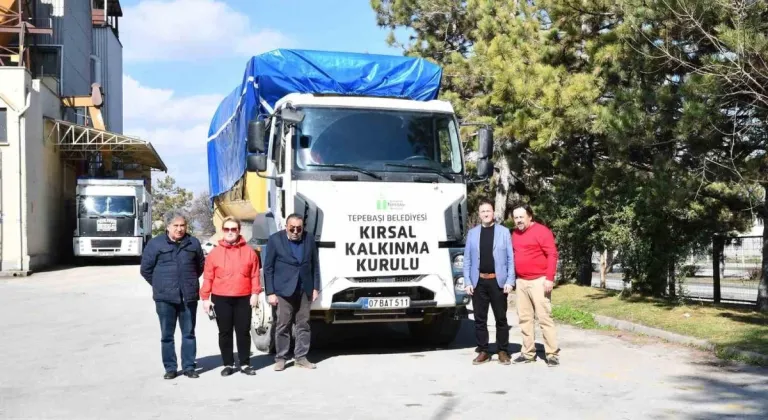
[{"xmin": 120, "ymin": 0, "xmax": 403, "ymax": 195}]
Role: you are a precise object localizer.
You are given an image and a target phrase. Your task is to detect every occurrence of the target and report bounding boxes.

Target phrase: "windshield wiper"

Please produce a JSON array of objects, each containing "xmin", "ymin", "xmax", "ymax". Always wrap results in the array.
[
  {"xmin": 384, "ymin": 163, "xmax": 454, "ymax": 181},
  {"xmin": 307, "ymin": 164, "xmax": 382, "ymax": 180}
]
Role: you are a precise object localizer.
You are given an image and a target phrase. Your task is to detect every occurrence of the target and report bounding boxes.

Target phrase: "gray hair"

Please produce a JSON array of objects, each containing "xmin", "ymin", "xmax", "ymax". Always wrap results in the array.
[{"xmin": 164, "ymin": 210, "xmax": 189, "ymax": 227}]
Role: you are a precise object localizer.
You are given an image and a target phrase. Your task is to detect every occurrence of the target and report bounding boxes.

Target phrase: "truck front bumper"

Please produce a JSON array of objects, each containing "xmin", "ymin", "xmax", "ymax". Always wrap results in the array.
[
  {"xmin": 73, "ymin": 237, "xmax": 143, "ymax": 257},
  {"xmin": 309, "ymin": 273, "xmax": 470, "ymax": 323}
]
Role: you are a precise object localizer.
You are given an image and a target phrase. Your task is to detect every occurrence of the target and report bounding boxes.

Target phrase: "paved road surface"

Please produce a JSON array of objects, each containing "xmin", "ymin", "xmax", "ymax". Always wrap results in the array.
[
  {"xmin": 592, "ymin": 277, "xmax": 758, "ymax": 302},
  {"xmin": 2, "ymin": 265, "xmax": 768, "ymax": 419}
]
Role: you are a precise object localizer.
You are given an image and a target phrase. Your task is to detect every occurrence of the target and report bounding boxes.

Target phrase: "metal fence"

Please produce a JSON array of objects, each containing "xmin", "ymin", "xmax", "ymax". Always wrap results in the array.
[{"xmin": 591, "ymin": 235, "xmax": 762, "ymax": 304}]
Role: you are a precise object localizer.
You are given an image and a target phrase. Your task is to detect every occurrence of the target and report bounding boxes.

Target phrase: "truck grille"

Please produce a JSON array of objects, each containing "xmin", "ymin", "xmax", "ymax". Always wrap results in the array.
[{"xmin": 92, "ymin": 239, "xmax": 122, "ymax": 248}]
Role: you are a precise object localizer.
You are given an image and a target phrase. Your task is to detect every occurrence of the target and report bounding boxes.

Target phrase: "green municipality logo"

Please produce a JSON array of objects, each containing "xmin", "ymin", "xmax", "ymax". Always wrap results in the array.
[
  {"xmin": 376, "ymin": 196, "xmax": 404, "ymax": 211},
  {"xmin": 376, "ymin": 198, "xmax": 389, "ymax": 211}
]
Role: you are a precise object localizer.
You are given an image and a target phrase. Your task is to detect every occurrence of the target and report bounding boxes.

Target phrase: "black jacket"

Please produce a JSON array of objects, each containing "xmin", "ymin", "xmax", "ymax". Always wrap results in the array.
[
  {"xmin": 140, "ymin": 233, "xmax": 205, "ymax": 303},
  {"xmin": 263, "ymin": 231, "xmax": 320, "ymax": 297}
]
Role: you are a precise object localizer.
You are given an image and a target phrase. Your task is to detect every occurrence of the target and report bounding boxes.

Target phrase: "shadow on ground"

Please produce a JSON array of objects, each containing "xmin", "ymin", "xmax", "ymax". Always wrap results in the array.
[
  {"xmin": 669, "ymin": 364, "xmax": 768, "ymax": 419},
  {"xmin": 30, "ymin": 258, "xmax": 141, "ymax": 275},
  {"xmin": 196, "ymin": 318, "xmax": 531, "ymax": 374}
]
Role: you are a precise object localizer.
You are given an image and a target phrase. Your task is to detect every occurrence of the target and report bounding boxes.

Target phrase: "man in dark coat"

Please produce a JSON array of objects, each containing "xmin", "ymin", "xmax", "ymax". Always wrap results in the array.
[
  {"xmin": 263, "ymin": 213, "xmax": 320, "ymax": 371},
  {"xmin": 140, "ymin": 211, "xmax": 205, "ymax": 379}
]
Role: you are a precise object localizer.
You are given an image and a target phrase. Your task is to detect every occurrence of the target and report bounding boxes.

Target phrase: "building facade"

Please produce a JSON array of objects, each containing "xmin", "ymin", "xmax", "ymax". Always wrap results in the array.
[{"xmin": 0, "ymin": 0, "xmax": 164, "ymax": 274}]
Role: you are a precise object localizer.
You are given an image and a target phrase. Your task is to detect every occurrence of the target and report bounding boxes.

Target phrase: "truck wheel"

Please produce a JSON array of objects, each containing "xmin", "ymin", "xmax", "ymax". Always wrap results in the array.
[{"xmin": 408, "ymin": 311, "xmax": 461, "ymax": 348}]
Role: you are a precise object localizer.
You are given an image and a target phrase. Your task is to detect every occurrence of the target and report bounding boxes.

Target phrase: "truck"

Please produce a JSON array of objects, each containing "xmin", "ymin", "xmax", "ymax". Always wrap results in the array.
[
  {"xmin": 206, "ymin": 49, "xmax": 494, "ymax": 349},
  {"xmin": 72, "ymin": 178, "xmax": 152, "ymax": 261}
]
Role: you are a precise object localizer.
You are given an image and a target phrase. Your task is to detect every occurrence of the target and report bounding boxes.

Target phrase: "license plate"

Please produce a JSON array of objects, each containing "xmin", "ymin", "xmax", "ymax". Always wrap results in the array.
[
  {"xmin": 97, "ymin": 219, "xmax": 117, "ymax": 232},
  {"xmin": 363, "ymin": 297, "xmax": 410, "ymax": 309}
]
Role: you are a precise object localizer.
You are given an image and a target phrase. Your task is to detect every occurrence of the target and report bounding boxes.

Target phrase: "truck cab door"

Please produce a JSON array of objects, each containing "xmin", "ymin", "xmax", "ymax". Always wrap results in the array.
[{"xmin": 268, "ymin": 120, "xmax": 288, "ymax": 227}]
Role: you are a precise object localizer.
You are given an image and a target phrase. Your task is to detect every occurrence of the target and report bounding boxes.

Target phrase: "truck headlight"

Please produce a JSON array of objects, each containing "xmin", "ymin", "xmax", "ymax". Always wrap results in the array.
[
  {"xmin": 452, "ymin": 254, "xmax": 464, "ymax": 270},
  {"xmin": 454, "ymin": 276, "xmax": 465, "ymax": 291}
]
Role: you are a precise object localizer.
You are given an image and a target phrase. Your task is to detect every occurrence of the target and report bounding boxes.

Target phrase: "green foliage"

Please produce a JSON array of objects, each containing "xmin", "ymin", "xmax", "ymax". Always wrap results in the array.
[
  {"xmin": 152, "ymin": 175, "xmax": 194, "ymax": 236},
  {"xmin": 371, "ymin": 0, "xmax": 766, "ymax": 297}
]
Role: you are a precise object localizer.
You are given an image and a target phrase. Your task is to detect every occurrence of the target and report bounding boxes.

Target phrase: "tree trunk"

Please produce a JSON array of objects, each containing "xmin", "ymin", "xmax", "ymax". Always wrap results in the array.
[
  {"xmin": 758, "ymin": 185, "xmax": 768, "ymax": 311},
  {"xmin": 713, "ymin": 235, "xmax": 725, "ymax": 304},
  {"xmin": 577, "ymin": 245, "xmax": 593, "ymax": 286},
  {"xmin": 668, "ymin": 261, "xmax": 676, "ymax": 299},
  {"xmin": 494, "ymin": 155, "xmax": 511, "ymax": 223},
  {"xmin": 599, "ymin": 248, "xmax": 613, "ymax": 289}
]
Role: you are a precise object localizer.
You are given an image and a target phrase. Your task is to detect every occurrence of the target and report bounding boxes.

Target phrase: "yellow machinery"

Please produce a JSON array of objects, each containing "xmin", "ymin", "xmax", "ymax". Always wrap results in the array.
[{"xmin": 211, "ymin": 171, "xmax": 268, "ymax": 237}]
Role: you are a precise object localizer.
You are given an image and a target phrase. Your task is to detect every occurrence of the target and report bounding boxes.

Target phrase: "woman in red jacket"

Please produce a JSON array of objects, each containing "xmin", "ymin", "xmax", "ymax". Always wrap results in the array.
[{"xmin": 201, "ymin": 216, "xmax": 262, "ymax": 376}]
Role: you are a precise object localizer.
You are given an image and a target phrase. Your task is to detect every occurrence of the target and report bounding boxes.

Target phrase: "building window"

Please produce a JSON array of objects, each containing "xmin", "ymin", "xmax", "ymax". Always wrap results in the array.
[{"xmin": 0, "ymin": 108, "xmax": 7, "ymax": 143}]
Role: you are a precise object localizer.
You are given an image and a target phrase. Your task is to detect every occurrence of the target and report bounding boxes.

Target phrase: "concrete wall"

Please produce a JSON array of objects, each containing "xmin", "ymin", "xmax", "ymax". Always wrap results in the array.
[
  {"xmin": 92, "ymin": 27, "xmax": 123, "ymax": 133},
  {"xmin": 25, "ymin": 79, "xmax": 70, "ymax": 270},
  {"xmin": 0, "ymin": 68, "xmax": 30, "ymax": 272},
  {"xmin": 0, "ymin": 68, "xmax": 71, "ymax": 273}
]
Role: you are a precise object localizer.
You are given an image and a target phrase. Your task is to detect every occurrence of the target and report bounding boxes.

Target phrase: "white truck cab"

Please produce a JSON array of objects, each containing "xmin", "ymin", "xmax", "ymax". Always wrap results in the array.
[
  {"xmin": 247, "ymin": 93, "xmax": 494, "ymax": 346},
  {"xmin": 72, "ymin": 178, "xmax": 152, "ymax": 260}
]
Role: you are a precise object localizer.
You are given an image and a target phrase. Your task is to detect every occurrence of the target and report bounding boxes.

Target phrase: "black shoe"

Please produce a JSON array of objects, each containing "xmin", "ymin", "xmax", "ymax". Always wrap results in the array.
[
  {"xmin": 546, "ymin": 356, "xmax": 560, "ymax": 367},
  {"xmin": 163, "ymin": 371, "xmax": 177, "ymax": 380},
  {"xmin": 183, "ymin": 370, "xmax": 199, "ymax": 378},
  {"xmin": 241, "ymin": 366, "xmax": 257, "ymax": 376},
  {"xmin": 221, "ymin": 366, "xmax": 235, "ymax": 377},
  {"xmin": 512, "ymin": 355, "xmax": 536, "ymax": 364}
]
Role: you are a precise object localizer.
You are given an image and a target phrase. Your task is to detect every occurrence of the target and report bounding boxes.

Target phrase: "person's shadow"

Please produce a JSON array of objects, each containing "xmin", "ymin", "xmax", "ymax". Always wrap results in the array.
[{"xmin": 194, "ymin": 352, "xmax": 274, "ymax": 375}]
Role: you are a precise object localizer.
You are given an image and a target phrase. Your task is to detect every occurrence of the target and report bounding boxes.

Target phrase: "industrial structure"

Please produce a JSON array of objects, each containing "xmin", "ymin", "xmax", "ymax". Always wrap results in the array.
[{"xmin": 0, "ymin": 0, "xmax": 166, "ymax": 274}]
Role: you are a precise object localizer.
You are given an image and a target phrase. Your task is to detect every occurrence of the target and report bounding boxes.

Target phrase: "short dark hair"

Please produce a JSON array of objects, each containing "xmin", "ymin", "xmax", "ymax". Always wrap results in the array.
[
  {"xmin": 478, "ymin": 198, "xmax": 494, "ymax": 210},
  {"xmin": 511, "ymin": 202, "xmax": 533, "ymax": 217},
  {"xmin": 286, "ymin": 213, "xmax": 304, "ymax": 223}
]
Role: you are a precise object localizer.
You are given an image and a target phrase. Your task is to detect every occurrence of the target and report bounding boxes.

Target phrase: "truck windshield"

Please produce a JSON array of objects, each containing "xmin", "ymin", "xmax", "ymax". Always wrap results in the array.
[
  {"xmin": 78, "ymin": 196, "xmax": 135, "ymax": 217},
  {"xmin": 293, "ymin": 107, "xmax": 463, "ymax": 174}
]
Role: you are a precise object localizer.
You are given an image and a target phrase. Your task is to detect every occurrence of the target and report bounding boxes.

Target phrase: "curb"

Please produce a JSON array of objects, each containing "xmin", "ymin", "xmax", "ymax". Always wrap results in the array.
[{"xmin": 592, "ymin": 314, "xmax": 768, "ymax": 365}]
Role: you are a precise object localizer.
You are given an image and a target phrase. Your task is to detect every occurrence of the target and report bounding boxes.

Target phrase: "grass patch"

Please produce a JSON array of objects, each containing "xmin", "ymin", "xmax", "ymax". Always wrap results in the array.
[
  {"xmin": 554, "ymin": 284, "xmax": 768, "ymax": 357},
  {"xmin": 551, "ymin": 305, "xmax": 609, "ymax": 330}
]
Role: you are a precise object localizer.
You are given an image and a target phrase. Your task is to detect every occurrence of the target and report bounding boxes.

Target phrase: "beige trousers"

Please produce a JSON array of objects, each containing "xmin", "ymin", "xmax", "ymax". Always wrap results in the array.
[{"xmin": 516, "ymin": 277, "xmax": 559, "ymax": 358}]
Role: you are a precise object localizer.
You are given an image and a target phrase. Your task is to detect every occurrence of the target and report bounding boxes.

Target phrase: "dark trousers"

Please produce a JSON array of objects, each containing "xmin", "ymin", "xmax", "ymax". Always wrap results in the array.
[
  {"xmin": 472, "ymin": 278, "xmax": 509, "ymax": 353},
  {"xmin": 211, "ymin": 295, "xmax": 252, "ymax": 367},
  {"xmin": 155, "ymin": 300, "xmax": 197, "ymax": 373},
  {"xmin": 275, "ymin": 290, "xmax": 311, "ymax": 361}
]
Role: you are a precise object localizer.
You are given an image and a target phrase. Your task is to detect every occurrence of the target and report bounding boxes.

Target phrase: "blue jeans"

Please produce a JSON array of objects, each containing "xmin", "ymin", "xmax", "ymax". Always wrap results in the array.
[{"xmin": 155, "ymin": 300, "xmax": 197, "ymax": 373}]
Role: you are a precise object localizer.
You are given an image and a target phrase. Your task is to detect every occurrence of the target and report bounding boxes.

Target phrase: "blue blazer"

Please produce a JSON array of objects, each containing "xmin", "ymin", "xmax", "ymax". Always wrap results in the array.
[
  {"xmin": 263, "ymin": 231, "xmax": 321, "ymax": 297},
  {"xmin": 463, "ymin": 224, "xmax": 515, "ymax": 288}
]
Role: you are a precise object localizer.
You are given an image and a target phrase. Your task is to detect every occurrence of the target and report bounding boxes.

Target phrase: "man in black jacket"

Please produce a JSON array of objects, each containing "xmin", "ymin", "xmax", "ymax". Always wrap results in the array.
[
  {"xmin": 140, "ymin": 211, "xmax": 205, "ymax": 379},
  {"xmin": 263, "ymin": 213, "xmax": 320, "ymax": 371}
]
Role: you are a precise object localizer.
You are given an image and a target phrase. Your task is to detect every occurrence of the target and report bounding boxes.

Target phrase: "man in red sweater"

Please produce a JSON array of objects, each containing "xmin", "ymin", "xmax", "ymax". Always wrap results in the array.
[{"xmin": 510, "ymin": 203, "xmax": 560, "ymax": 367}]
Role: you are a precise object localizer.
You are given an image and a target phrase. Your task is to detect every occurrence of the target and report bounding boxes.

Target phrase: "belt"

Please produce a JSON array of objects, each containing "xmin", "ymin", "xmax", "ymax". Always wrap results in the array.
[{"xmin": 479, "ymin": 273, "xmax": 496, "ymax": 279}]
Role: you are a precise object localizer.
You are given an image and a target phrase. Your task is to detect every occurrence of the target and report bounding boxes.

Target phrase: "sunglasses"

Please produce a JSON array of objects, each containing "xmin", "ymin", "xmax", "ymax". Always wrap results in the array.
[
  {"xmin": 222, "ymin": 227, "xmax": 239, "ymax": 233},
  {"xmin": 287, "ymin": 225, "xmax": 303, "ymax": 233}
]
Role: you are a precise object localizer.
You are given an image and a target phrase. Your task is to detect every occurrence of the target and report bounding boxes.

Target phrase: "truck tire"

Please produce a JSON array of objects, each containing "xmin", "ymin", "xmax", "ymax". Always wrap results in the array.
[{"xmin": 408, "ymin": 310, "xmax": 461, "ymax": 348}]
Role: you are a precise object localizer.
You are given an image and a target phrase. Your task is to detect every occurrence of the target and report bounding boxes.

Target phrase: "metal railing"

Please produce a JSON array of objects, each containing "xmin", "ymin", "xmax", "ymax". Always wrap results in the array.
[{"xmin": 591, "ymin": 235, "xmax": 762, "ymax": 304}]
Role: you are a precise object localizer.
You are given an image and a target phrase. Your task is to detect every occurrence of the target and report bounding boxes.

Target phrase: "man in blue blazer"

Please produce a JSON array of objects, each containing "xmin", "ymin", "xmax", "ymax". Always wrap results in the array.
[
  {"xmin": 463, "ymin": 198, "xmax": 515, "ymax": 365},
  {"xmin": 263, "ymin": 213, "xmax": 320, "ymax": 371}
]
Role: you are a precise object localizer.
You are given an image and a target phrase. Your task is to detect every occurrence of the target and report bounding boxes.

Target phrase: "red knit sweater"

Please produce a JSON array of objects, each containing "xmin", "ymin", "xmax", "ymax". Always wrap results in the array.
[{"xmin": 511, "ymin": 222, "xmax": 559, "ymax": 281}]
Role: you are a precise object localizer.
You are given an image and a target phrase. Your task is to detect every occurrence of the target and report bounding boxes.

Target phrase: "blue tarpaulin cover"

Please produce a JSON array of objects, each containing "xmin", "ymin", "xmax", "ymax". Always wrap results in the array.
[{"xmin": 206, "ymin": 49, "xmax": 443, "ymax": 198}]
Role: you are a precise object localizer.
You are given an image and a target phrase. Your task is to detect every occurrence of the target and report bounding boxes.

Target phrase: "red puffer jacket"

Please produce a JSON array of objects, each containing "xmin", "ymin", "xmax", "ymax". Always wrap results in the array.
[{"xmin": 200, "ymin": 236, "xmax": 262, "ymax": 299}]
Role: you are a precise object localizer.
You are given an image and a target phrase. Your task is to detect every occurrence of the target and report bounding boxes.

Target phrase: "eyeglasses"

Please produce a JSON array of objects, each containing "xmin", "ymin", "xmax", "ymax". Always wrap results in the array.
[
  {"xmin": 287, "ymin": 225, "xmax": 303, "ymax": 233},
  {"xmin": 222, "ymin": 227, "xmax": 239, "ymax": 233}
]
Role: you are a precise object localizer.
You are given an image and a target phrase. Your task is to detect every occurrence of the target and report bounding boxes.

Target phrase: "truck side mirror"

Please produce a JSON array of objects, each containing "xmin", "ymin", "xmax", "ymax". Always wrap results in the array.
[
  {"xmin": 247, "ymin": 154, "xmax": 268, "ymax": 172},
  {"xmin": 476, "ymin": 127, "xmax": 494, "ymax": 179},
  {"xmin": 142, "ymin": 202, "xmax": 149, "ymax": 213},
  {"xmin": 247, "ymin": 120, "xmax": 266, "ymax": 153}
]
